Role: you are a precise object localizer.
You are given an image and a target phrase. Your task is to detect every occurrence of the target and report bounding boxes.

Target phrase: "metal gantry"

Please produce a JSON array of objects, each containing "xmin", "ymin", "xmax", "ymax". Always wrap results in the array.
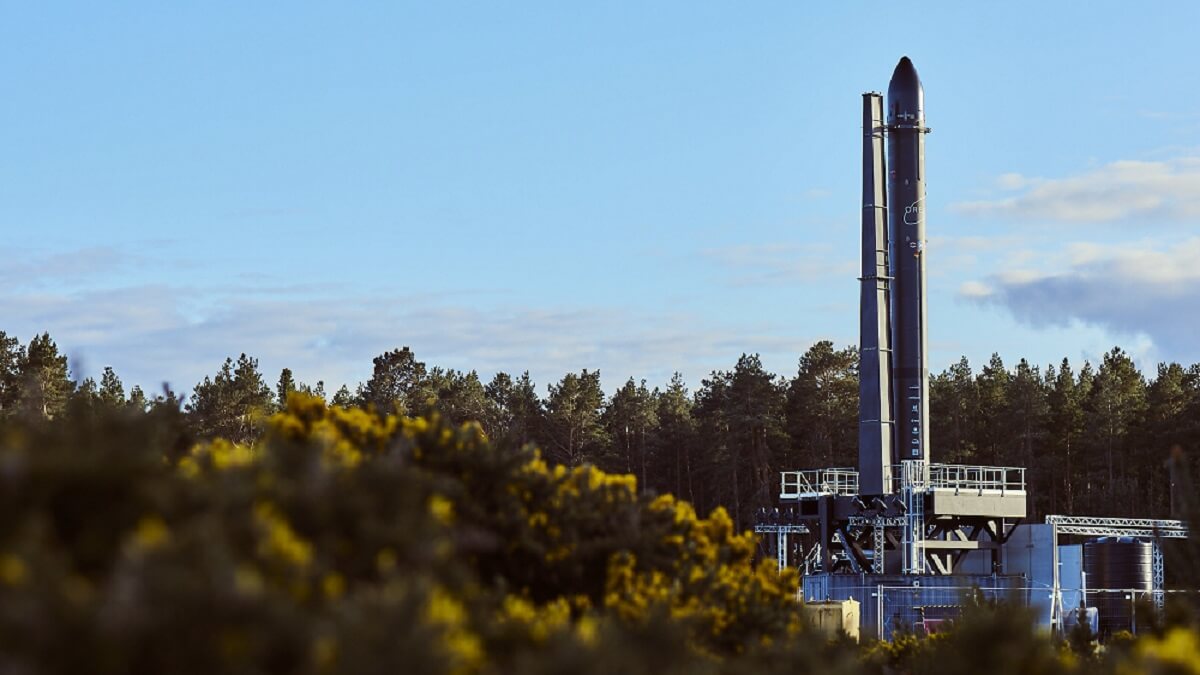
[
  {"xmin": 1044, "ymin": 515, "xmax": 1187, "ymax": 539},
  {"xmin": 753, "ymin": 523, "xmax": 810, "ymax": 573},
  {"xmin": 1045, "ymin": 514, "xmax": 1189, "ymax": 626},
  {"xmin": 872, "ymin": 516, "xmax": 887, "ymax": 573},
  {"xmin": 901, "ymin": 460, "xmax": 927, "ymax": 574}
]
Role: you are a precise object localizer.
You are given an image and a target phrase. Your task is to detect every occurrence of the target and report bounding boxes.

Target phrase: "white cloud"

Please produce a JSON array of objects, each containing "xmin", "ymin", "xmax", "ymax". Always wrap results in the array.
[
  {"xmin": 961, "ymin": 237, "xmax": 1200, "ymax": 363},
  {"xmin": 0, "ymin": 277, "xmax": 811, "ymax": 398},
  {"xmin": 952, "ymin": 157, "xmax": 1200, "ymax": 224},
  {"xmin": 995, "ymin": 173, "xmax": 1030, "ymax": 190},
  {"xmin": 958, "ymin": 280, "xmax": 993, "ymax": 298}
]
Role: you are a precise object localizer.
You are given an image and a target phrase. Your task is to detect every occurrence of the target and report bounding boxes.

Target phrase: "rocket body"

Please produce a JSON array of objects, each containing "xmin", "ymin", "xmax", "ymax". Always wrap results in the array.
[{"xmin": 885, "ymin": 57, "xmax": 930, "ymax": 464}]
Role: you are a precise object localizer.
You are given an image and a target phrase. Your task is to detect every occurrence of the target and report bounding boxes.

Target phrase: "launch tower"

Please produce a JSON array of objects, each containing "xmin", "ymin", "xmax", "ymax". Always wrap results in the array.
[{"xmin": 754, "ymin": 57, "xmax": 1185, "ymax": 640}]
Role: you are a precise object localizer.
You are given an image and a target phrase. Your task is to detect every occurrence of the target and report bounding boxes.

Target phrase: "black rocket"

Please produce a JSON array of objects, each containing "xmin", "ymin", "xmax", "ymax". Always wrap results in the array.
[
  {"xmin": 886, "ymin": 56, "xmax": 929, "ymax": 465},
  {"xmin": 858, "ymin": 57, "xmax": 930, "ymax": 494}
]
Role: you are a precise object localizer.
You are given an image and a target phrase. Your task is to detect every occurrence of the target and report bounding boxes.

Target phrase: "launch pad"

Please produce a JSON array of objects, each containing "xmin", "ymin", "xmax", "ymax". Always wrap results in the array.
[
  {"xmin": 755, "ymin": 57, "xmax": 1188, "ymax": 640},
  {"xmin": 774, "ymin": 462, "xmax": 1026, "ymax": 576}
]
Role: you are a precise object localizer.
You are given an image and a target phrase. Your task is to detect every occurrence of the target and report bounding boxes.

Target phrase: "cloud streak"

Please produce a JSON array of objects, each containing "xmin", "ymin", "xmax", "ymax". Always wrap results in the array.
[
  {"xmin": 952, "ymin": 157, "xmax": 1200, "ymax": 224},
  {"xmin": 0, "ymin": 246, "xmax": 134, "ymax": 287},
  {"xmin": 703, "ymin": 242, "xmax": 855, "ymax": 287}
]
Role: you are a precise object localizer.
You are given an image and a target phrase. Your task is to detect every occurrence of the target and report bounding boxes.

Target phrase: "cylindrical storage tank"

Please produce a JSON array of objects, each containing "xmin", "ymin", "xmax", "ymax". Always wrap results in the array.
[{"xmin": 1083, "ymin": 537, "xmax": 1153, "ymax": 638}]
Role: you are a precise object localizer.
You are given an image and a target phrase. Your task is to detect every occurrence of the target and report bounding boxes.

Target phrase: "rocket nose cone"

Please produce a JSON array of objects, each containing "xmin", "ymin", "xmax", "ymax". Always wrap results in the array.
[
  {"xmin": 889, "ymin": 56, "xmax": 920, "ymax": 90},
  {"xmin": 887, "ymin": 56, "xmax": 923, "ymax": 124}
]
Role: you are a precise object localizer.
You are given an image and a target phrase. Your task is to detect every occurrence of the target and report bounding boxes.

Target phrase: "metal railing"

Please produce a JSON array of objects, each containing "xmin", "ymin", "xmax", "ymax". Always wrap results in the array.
[
  {"xmin": 888, "ymin": 462, "xmax": 1026, "ymax": 494},
  {"xmin": 780, "ymin": 468, "xmax": 859, "ymax": 498},
  {"xmin": 780, "ymin": 462, "xmax": 1025, "ymax": 498}
]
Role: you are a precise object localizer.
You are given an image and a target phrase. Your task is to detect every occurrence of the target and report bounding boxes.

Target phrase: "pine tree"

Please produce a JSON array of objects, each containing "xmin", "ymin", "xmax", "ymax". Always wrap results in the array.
[
  {"xmin": 331, "ymin": 385, "xmax": 354, "ymax": 407},
  {"xmin": 975, "ymin": 353, "xmax": 1010, "ymax": 467},
  {"xmin": 18, "ymin": 333, "xmax": 73, "ymax": 419},
  {"xmin": 188, "ymin": 354, "xmax": 272, "ymax": 443},
  {"xmin": 510, "ymin": 372, "xmax": 543, "ymax": 448},
  {"xmin": 150, "ymin": 385, "xmax": 183, "ymax": 412},
  {"xmin": 485, "ymin": 371, "xmax": 543, "ymax": 447},
  {"xmin": 654, "ymin": 372, "xmax": 697, "ymax": 504},
  {"xmin": 1047, "ymin": 359, "xmax": 1083, "ymax": 514},
  {"xmin": 361, "ymin": 347, "xmax": 427, "ymax": 415},
  {"xmin": 1144, "ymin": 362, "xmax": 1192, "ymax": 515},
  {"xmin": 1085, "ymin": 348, "xmax": 1147, "ymax": 510},
  {"xmin": 276, "ymin": 368, "xmax": 297, "ymax": 409},
  {"xmin": 484, "ymin": 372, "xmax": 516, "ymax": 438},
  {"xmin": 786, "ymin": 341, "xmax": 858, "ymax": 470},
  {"xmin": 543, "ymin": 370, "xmax": 606, "ymax": 466},
  {"xmin": 602, "ymin": 378, "xmax": 658, "ymax": 488},
  {"xmin": 128, "ymin": 385, "xmax": 148, "ymax": 412},
  {"xmin": 1007, "ymin": 359, "xmax": 1048, "ymax": 515},
  {"xmin": 428, "ymin": 368, "xmax": 490, "ymax": 427},
  {"xmin": 72, "ymin": 377, "xmax": 100, "ymax": 410},
  {"xmin": 693, "ymin": 369, "xmax": 732, "ymax": 519},
  {"xmin": 306, "ymin": 380, "xmax": 326, "ymax": 400},
  {"xmin": 99, "ymin": 366, "xmax": 126, "ymax": 407},
  {"xmin": 728, "ymin": 354, "xmax": 787, "ymax": 527},
  {"xmin": 0, "ymin": 331, "xmax": 23, "ymax": 417},
  {"xmin": 930, "ymin": 356, "xmax": 977, "ymax": 463}
]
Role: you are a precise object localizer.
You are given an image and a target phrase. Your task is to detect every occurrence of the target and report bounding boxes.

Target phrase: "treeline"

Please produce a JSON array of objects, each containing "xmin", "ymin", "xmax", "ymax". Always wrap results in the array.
[{"xmin": 3, "ymin": 330, "xmax": 1197, "ymax": 526}]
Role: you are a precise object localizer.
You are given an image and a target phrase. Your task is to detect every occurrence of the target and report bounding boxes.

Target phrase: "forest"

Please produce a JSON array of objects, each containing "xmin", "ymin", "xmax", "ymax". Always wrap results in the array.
[{"xmin": 2, "ymin": 329, "xmax": 1195, "ymax": 529}]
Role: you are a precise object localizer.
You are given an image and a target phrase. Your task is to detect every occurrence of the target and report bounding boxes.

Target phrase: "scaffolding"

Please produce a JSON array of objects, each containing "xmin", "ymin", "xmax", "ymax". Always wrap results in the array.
[
  {"xmin": 900, "ymin": 460, "xmax": 927, "ymax": 574},
  {"xmin": 753, "ymin": 523, "xmax": 809, "ymax": 572},
  {"xmin": 1045, "ymin": 514, "xmax": 1188, "ymax": 627}
]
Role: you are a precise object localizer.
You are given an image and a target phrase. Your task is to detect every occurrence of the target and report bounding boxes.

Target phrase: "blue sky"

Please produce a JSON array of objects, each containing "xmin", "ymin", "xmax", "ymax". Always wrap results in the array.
[{"xmin": 4, "ymin": 2, "xmax": 1200, "ymax": 395}]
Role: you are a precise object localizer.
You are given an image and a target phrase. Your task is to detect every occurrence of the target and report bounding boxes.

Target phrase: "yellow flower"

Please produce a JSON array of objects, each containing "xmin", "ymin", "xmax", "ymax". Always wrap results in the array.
[
  {"xmin": 375, "ymin": 548, "xmax": 398, "ymax": 574},
  {"xmin": 234, "ymin": 565, "xmax": 264, "ymax": 596},
  {"xmin": 428, "ymin": 495, "xmax": 455, "ymax": 525},
  {"xmin": 322, "ymin": 573, "xmax": 346, "ymax": 600},
  {"xmin": 177, "ymin": 456, "xmax": 200, "ymax": 478},
  {"xmin": 576, "ymin": 616, "xmax": 599, "ymax": 646},
  {"xmin": 426, "ymin": 587, "xmax": 483, "ymax": 673},
  {"xmin": 0, "ymin": 554, "xmax": 27, "ymax": 586},
  {"xmin": 426, "ymin": 587, "xmax": 468, "ymax": 626},
  {"xmin": 254, "ymin": 502, "xmax": 313, "ymax": 568},
  {"xmin": 132, "ymin": 515, "xmax": 171, "ymax": 551},
  {"xmin": 1125, "ymin": 628, "xmax": 1200, "ymax": 674}
]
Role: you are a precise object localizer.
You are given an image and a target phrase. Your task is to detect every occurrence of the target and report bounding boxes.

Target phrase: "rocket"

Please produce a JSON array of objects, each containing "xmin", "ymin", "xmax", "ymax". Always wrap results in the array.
[
  {"xmin": 858, "ymin": 57, "xmax": 930, "ymax": 493},
  {"xmin": 886, "ymin": 56, "xmax": 930, "ymax": 465}
]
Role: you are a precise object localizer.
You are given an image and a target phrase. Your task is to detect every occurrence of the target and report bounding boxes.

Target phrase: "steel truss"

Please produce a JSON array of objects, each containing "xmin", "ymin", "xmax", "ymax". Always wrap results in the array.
[
  {"xmin": 754, "ymin": 523, "xmax": 809, "ymax": 572},
  {"xmin": 1044, "ymin": 515, "xmax": 1187, "ymax": 539},
  {"xmin": 1045, "ymin": 514, "xmax": 1190, "ymax": 626}
]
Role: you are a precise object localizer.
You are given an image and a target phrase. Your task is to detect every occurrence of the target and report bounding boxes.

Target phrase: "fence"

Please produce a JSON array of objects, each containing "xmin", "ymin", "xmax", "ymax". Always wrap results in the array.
[{"xmin": 802, "ymin": 581, "xmax": 1181, "ymax": 640}]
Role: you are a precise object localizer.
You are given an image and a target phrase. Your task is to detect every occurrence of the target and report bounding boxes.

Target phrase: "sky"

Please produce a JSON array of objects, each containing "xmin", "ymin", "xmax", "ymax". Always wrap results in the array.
[{"xmin": 3, "ymin": 2, "xmax": 1200, "ymax": 397}]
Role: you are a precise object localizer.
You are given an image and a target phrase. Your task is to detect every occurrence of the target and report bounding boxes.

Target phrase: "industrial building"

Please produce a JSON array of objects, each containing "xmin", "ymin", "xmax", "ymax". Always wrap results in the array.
[{"xmin": 754, "ymin": 57, "xmax": 1188, "ymax": 641}]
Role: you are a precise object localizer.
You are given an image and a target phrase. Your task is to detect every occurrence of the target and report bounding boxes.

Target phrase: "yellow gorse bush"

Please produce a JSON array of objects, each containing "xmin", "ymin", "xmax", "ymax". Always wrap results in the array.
[
  {"xmin": 190, "ymin": 394, "xmax": 811, "ymax": 658},
  {"xmin": 1120, "ymin": 628, "xmax": 1200, "ymax": 674}
]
